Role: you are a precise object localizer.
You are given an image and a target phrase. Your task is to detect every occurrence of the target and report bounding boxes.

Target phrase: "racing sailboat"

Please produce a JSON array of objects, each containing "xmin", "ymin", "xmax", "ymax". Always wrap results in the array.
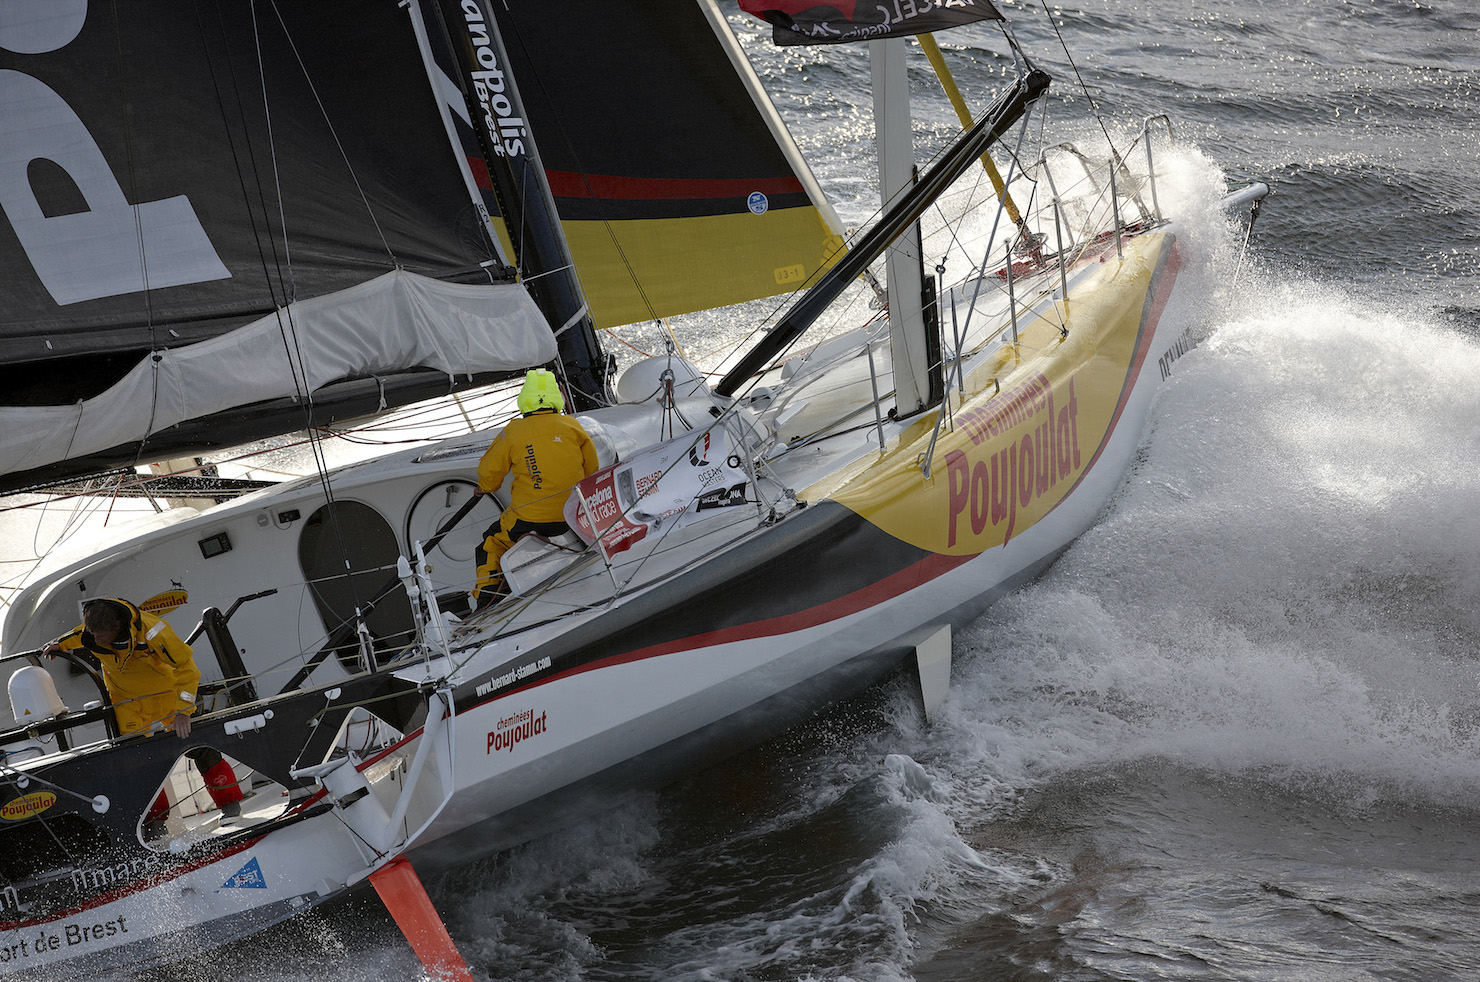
[{"xmin": 0, "ymin": 0, "xmax": 1264, "ymax": 977}]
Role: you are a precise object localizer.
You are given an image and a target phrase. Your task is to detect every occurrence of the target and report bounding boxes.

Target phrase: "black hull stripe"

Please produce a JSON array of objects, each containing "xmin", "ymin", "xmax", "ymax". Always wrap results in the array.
[{"xmin": 460, "ymin": 502, "xmax": 946, "ymax": 709}]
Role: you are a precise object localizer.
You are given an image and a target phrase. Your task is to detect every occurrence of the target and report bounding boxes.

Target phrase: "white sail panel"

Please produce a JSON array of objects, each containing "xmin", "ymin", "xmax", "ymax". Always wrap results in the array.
[{"xmin": 0, "ymin": 271, "xmax": 555, "ymax": 476}]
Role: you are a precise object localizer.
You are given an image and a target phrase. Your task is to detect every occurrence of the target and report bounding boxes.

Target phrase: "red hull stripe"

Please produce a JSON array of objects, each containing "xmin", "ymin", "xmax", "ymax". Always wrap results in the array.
[
  {"xmin": 1072, "ymin": 237, "xmax": 1181, "ymax": 483},
  {"xmin": 545, "ymin": 170, "xmax": 805, "ymax": 201}
]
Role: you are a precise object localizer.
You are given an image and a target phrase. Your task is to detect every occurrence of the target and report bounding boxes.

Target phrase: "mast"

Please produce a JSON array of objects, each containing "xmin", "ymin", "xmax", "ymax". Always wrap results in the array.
[
  {"xmin": 872, "ymin": 37, "xmax": 943, "ymax": 415},
  {"xmin": 431, "ymin": 0, "xmax": 611, "ymax": 410},
  {"xmin": 402, "ymin": 0, "xmax": 513, "ymax": 271},
  {"xmin": 715, "ymin": 68, "xmax": 1051, "ymax": 399}
]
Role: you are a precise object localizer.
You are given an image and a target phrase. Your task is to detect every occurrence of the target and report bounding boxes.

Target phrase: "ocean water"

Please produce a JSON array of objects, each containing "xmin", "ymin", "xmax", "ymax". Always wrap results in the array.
[{"xmin": 128, "ymin": 0, "xmax": 1480, "ymax": 979}]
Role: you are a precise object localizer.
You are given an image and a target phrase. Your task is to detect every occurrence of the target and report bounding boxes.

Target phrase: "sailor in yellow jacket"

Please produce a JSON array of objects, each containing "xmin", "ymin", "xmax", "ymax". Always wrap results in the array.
[
  {"xmin": 45, "ymin": 598, "xmax": 245, "ymax": 821},
  {"xmin": 472, "ymin": 369, "xmax": 599, "ymax": 606},
  {"xmin": 46, "ymin": 597, "xmax": 199, "ymax": 736}
]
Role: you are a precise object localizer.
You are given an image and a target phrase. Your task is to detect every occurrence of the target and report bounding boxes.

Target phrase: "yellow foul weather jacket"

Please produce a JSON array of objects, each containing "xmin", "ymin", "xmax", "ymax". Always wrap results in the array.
[
  {"xmin": 54, "ymin": 599, "xmax": 200, "ymax": 734},
  {"xmin": 477, "ymin": 410, "xmax": 599, "ymax": 522}
]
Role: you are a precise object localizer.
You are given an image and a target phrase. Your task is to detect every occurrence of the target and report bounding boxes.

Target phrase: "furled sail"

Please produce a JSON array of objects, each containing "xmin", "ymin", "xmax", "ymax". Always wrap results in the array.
[
  {"xmin": 0, "ymin": 1, "xmax": 555, "ymax": 491},
  {"xmin": 487, "ymin": 0, "xmax": 846, "ymax": 329}
]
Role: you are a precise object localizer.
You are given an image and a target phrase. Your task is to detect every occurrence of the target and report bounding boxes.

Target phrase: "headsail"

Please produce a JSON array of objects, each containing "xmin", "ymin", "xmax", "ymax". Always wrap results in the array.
[
  {"xmin": 487, "ymin": 0, "xmax": 846, "ymax": 330},
  {"xmin": 0, "ymin": 2, "xmax": 555, "ymax": 491}
]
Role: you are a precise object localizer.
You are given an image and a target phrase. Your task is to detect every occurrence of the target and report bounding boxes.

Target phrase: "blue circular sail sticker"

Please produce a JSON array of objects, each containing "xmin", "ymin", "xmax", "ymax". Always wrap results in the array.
[{"xmin": 747, "ymin": 191, "xmax": 769, "ymax": 215}]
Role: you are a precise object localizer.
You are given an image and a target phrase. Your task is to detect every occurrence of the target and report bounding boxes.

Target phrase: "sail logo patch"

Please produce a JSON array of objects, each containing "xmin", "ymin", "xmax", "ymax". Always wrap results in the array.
[
  {"xmin": 0, "ymin": 16, "xmax": 229, "ymax": 305},
  {"xmin": 688, "ymin": 432, "xmax": 712, "ymax": 467},
  {"xmin": 139, "ymin": 588, "xmax": 189, "ymax": 615},
  {"xmin": 0, "ymin": 792, "xmax": 56, "ymax": 821},
  {"xmin": 219, "ymin": 857, "xmax": 267, "ymax": 890},
  {"xmin": 459, "ymin": 3, "xmax": 526, "ymax": 159},
  {"xmin": 747, "ymin": 191, "xmax": 769, "ymax": 215},
  {"xmin": 774, "ymin": 263, "xmax": 807, "ymax": 285}
]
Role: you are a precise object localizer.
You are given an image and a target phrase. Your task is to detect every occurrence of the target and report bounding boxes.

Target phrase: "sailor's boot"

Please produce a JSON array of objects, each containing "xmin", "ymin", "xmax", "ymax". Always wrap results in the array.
[{"xmin": 202, "ymin": 759, "xmax": 245, "ymax": 818}]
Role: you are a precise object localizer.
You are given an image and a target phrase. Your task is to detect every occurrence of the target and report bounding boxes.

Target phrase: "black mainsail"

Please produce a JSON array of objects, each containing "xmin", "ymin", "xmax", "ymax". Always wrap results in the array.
[{"xmin": 0, "ymin": 1, "xmax": 565, "ymax": 492}]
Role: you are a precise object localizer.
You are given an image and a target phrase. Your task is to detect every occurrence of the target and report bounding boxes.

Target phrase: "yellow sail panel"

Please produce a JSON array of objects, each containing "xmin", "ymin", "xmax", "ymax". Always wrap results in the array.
[{"xmin": 562, "ymin": 208, "xmax": 845, "ymax": 329}]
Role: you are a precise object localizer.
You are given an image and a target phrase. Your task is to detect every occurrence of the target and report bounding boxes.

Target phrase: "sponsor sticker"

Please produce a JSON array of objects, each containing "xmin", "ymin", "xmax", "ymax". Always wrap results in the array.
[
  {"xmin": 486, "ymin": 709, "xmax": 548, "ymax": 754},
  {"xmin": 568, "ymin": 428, "xmax": 751, "ymax": 557},
  {"xmin": 219, "ymin": 857, "xmax": 266, "ymax": 890},
  {"xmin": 1, "ymin": 792, "xmax": 56, "ymax": 821},
  {"xmin": 138, "ymin": 588, "xmax": 189, "ymax": 615},
  {"xmin": 475, "ymin": 655, "xmax": 552, "ymax": 698},
  {"xmin": 0, "ymin": 916, "xmax": 131, "ymax": 962},
  {"xmin": 774, "ymin": 263, "xmax": 806, "ymax": 285},
  {"xmin": 944, "ymin": 373, "xmax": 1082, "ymax": 548}
]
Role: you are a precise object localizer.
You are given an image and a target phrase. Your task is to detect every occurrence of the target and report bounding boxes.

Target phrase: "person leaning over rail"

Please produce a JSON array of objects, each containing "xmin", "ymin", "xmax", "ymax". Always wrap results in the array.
[
  {"xmin": 44, "ymin": 598, "xmax": 246, "ymax": 828},
  {"xmin": 471, "ymin": 369, "xmax": 599, "ymax": 609}
]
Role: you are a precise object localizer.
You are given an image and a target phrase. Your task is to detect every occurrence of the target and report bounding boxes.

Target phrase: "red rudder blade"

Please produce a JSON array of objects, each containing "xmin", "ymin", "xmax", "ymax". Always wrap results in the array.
[{"xmin": 369, "ymin": 856, "xmax": 475, "ymax": 982}]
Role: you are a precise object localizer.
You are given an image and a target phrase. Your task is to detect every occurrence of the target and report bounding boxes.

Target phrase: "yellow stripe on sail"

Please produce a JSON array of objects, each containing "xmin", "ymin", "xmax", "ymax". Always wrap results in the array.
[{"xmin": 563, "ymin": 208, "xmax": 846, "ymax": 329}]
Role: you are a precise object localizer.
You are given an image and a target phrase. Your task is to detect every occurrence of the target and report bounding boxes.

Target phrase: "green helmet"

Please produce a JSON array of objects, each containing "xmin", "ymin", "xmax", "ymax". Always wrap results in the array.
[{"xmin": 517, "ymin": 369, "xmax": 565, "ymax": 414}]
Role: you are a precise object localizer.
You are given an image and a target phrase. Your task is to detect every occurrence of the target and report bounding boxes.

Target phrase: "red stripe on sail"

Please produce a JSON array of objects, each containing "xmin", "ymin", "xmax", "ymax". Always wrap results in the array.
[
  {"xmin": 546, "ymin": 170, "xmax": 805, "ymax": 201},
  {"xmin": 466, "ymin": 156, "xmax": 493, "ymax": 190}
]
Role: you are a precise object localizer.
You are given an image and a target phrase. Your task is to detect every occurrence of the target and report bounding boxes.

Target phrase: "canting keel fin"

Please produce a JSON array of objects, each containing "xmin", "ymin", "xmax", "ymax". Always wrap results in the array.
[
  {"xmin": 369, "ymin": 855, "xmax": 474, "ymax": 981},
  {"xmin": 913, "ymin": 624, "xmax": 953, "ymax": 722}
]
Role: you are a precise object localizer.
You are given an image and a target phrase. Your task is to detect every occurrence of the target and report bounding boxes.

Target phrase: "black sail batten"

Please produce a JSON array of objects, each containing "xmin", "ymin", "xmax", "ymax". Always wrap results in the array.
[
  {"xmin": 433, "ymin": 0, "xmax": 611, "ymax": 410},
  {"xmin": 715, "ymin": 68, "xmax": 1053, "ymax": 399},
  {"xmin": 0, "ymin": 1, "xmax": 560, "ymax": 487}
]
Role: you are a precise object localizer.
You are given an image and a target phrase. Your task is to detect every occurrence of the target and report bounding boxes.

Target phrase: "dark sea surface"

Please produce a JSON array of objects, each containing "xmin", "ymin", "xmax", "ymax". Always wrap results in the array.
[{"xmin": 141, "ymin": 1, "xmax": 1480, "ymax": 979}]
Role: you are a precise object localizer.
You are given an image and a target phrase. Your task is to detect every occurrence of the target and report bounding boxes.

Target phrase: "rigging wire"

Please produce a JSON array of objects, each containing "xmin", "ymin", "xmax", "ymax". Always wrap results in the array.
[
  {"xmin": 1036, "ymin": 0, "xmax": 1121, "ymax": 158},
  {"xmin": 238, "ymin": 0, "xmax": 403, "ymax": 665},
  {"xmin": 496, "ymin": 7, "xmax": 885, "ymax": 397},
  {"xmin": 265, "ymin": 1, "xmax": 395, "ymax": 265},
  {"xmin": 721, "ymin": 80, "xmax": 1017, "ymax": 408},
  {"xmin": 434, "ymin": 416, "xmax": 763, "ymax": 683},
  {"xmin": 101, "ymin": 3, "xmax": 168, "ymax": 477}
]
